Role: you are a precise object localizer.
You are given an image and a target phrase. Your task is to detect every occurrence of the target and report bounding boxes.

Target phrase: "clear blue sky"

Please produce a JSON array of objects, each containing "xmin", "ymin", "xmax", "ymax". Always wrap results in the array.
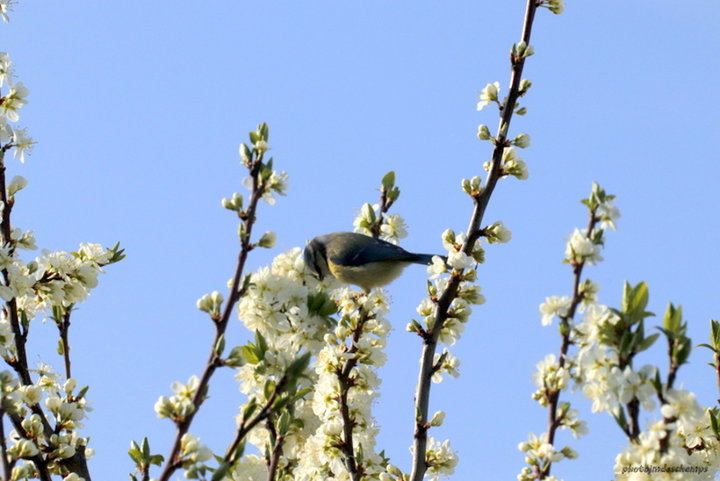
[{"xmin": 4, "ymin": 1, "xmax": 720, "ymax": 480}]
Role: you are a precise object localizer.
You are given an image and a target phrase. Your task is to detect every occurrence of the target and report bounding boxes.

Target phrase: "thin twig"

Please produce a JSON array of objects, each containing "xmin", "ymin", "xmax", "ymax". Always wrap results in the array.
[
  {"xmin": 224, "ymin": 377, "xmax": 285, "ymax": 467},
  {"xmin": 265, "ymin": 418, "xmax": 284, "ymax": 481},
  {"xmin": 158, "ymin": 153, "xmax": 267, "ymax": 481},
  {"xmin": 541, "ymin": 212, "xmax": 598, "ymax": 478},
  {"xmin": 0, "ymin": 152, "xmax": 32, "ymax": 387},
  {"xmin": 409, "ymin": 2, "xmax": 540, "ymax": 480},
  {"xmin": 369, "ymin": 185, "xmax": 393, "ymax": 239},
  {"xmin": 0, "ymin": 151, "xmax": 58, "ymax": 481},
  {"xmin": 58, "ymin": 308, "xmax": 73, "ymax": 380},
  {"xmin": 336, "ymin": 302, "xmax": 374, "ymax": 481}
]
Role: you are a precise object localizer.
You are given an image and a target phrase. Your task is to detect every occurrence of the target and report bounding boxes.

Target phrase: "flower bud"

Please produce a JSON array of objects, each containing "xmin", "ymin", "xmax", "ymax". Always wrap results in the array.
[
  {"xmin": 8, "ymin": 439, "xmax": 39, "ymax": 459},
  {"xmin": 513, "ymin": 133, "xmax": 531, "ymax": 149},
  {"xmin": 257, "ymin": 231, "xmax": 276, "ymax": 249},
  {"xmin": 430, "ymin": 410, "xmax": 446, "ymax": 426},
  {"xmin": 6, "ymin": 175, "xmax": 28, "ymax": 197},
  {"xmin": 485, "ymin": 221, "xmax": 512, "ymax": 244},
  {"xmin": 476, "ymin": 124, "xmax": 492, "ymax": 141}
]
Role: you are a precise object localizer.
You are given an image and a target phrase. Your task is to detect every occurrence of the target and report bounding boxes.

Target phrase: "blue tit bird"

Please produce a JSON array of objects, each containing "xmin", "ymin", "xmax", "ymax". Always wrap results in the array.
[{"xmin": 303, "ymin": 232, "xmax": 441, "ymax": 292}]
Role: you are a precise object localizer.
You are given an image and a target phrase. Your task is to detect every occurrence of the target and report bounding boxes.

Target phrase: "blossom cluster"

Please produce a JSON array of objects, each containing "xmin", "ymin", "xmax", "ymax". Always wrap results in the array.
[
  {"xmin": 523, "ymin": 183, "xmax": 618, "ymax": 479},
  {"xmin": 409, "ymin": 228, "xmax": 486, "ymax": 348},
  {"xmin": 353, "ymin": 202, "xmax": 408, "ymax": 244},
  {"xmin": 233, "ymin": 248, "xmax": 332, "ymax": 478},
  {"xmin": 298, "ymin": 288, "xmax": 390, "ymax": 480},
  {"xmin": 0, "ymin": 51, "xmax": 34, "ymax": 164},
  {"xmin": 528, "ymin": 183, "xmax": 720, "ymax": 480},
  {"xmin": 0, "ymin": 41, "xmax": 123, "ymax": 481},
  {"xmin": 573, "ymin": 295, "xmax": 720, "ymax": 479},
  {"xmin": 0, "ymin": 365, "xmax": 95, "ymax": 481}
]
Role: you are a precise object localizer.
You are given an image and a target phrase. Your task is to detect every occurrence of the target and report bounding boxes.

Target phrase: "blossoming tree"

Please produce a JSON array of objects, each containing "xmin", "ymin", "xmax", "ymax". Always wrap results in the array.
[{"xmin": 1, "ymin": 0, "xmax": 719, "ymax": 480}]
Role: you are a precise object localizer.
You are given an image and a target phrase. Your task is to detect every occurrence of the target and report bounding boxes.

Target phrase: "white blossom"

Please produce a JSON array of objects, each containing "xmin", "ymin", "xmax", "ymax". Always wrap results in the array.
[
  {"xmin": 539, "ymin": 296, "xmax": 571, "ymax": 326},
  {"xmin": 0, "ymin": 81, "xmax": 28, "ymax": 122},
  {"xmin": 477, "ymin": 82, "xmax": 500, "ymax": 111},
  {"xmin": 565, "ymin": 228, "xmax": 602, "ymax": 265}
]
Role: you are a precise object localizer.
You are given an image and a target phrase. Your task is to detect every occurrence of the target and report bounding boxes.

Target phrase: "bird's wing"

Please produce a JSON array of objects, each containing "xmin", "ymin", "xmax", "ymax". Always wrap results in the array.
[{"xmin": 328, "ymin": 235, "xmax": 417, "ymax": 267}]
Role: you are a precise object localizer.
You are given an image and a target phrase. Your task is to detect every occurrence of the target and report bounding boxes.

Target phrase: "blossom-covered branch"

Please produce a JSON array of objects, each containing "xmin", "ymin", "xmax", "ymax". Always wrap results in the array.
[
  {"xmin": 0, "ymin": 12, "xmax": 124, "ymax": 481},
  {"xmin": 407, "ymin": 1, "xmax": 566, "ymax": 480},
  {"xmin": 521, "ymin": 183, "xmax": 618, "ymax": 480},
  {"xmin": 147, "ymin": 123, "xmax": 292, "ymax": 481},
  {"xmin": 526, "ymin": 181, "xmax": 720, "ymax": 479}
]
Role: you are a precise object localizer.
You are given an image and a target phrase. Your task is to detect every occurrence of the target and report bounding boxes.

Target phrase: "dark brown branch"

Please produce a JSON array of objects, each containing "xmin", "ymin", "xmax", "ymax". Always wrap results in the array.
[
  {"xmin": 542, "ymin": 212, "xmax": 598, "ymax": 479},
  {"xmin": 58, "ymin": 308, "xmax": 73, "ymax": 380},
  {"xmin": 0, "ymin": 151, "xmax": 58, "ymax": 481},
  {"xmin": 335, "ymin": 302, "xmax": 373, "ymax": 481},
  {"xmin": 223, "ymin": 374, "xmax": 288, "ymax": 469},
  {"xmin": 409, "ymin": 2, "xmax": 541, "ymax": 480},
  {"xmin": 158, "ymin": 152, "xmax": 267, "ymax": 481},
  {"xmin": 265, "ymin": 419, "xmax": 284, "ymax": 481}
]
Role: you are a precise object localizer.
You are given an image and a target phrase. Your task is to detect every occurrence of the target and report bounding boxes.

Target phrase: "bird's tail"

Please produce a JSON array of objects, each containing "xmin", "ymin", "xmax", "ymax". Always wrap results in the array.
[{"xmin": 411, "ymin": 253, "xmax": 446, "ymax": 265}]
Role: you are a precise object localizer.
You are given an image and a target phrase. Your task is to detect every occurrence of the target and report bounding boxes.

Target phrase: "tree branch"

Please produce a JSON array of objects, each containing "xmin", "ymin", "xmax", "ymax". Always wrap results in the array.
[
  {"xmin": 157, "ymin": 151, "xmax": 267, "ymax": 481},
  {"xmin": 57, "ymin": 307, "xmax": 73, "ymax": 380},
  {"xmin": 224, "ymin": 375, "xmax": 285, "ymax": 467},
  {"xmin": 335, "ymin": 303, "xmax": 373, "ymax": 481},
  {"xmin": 409, "ymin": 1, "xmax": 540, "ymax": 480},
  {"xmin": 540, "ymin": 211, "xmax": 598, "ymax": 479},
  {"xmin": 264, "ymin": 418, "xmax": 284, "ymax": 481}
]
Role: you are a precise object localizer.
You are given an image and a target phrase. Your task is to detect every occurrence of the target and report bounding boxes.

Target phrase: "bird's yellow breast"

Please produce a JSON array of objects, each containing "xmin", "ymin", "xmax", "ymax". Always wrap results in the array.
[{"xmin": 327, "ymin": 260, "xmax": 411, "ymax": 292}]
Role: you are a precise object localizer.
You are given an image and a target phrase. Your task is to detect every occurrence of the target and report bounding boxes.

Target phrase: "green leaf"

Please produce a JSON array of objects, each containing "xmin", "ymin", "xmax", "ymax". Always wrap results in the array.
[
  {"xmin": 242, "ymin": 400, "xmax": 258, "ymax": 421},
  {"xmin": 286, "ymin": 352, "xmax": 312, "ymax": 379},
  {"xmin": 77, "ymin": 385, "xmax": 90, "ymax": 399},
  {"xmin": 650, "ymin": 369, "xmax": 663, "ymax": 393},
  {"xmin": 676, "ymin": 337, "xmax": 692, "ymax": 366},
  {"xmin": 381, "ymin": 171, "xmax": 396, "ymax": 190},
  {"xmin": 214, "ymin": 334, "xmax": 226, "ymax": 357},
  {"xmin": 239, "ymin": 143, "xmax": 252, "ymax": 163},
  {"xmin": 619, "ymin": 329, "xmax": 634, "ymax": 357},
  {"xmin": 225, "ymin": 346, "xmax": 246, "ymax": 368},
  {"xmin": 255, "ymin": 331, "xmax": 268, "ymax": 356},
  {"xmin": 709, "ymin": 408, "xmax": 720, "ymax": 439},
  {"xmin": 291, "ymin": 387, "xmax": 313, "ymax": 403},
  {"xmin": 307, "ymin": 291, "xmax": 338, "ymax": 318},
  {"xmin": 240, "ymin": 345, "xmax": 260, "ymax": 365},
  {"xmin": 263, "ymin": 379, "xmax": 276, "ymax": 400},
  {"xmin": 364, "ymin": 203, "xmax": 377, "ymax": 223},
  {"xmin": 612, "ymin": 407, "xmax": 628, "ymax": 431},
  {"xmin": 711, "ymin": 320, "xmax": 720, "ymax": 349},
  {"xmin": 637, "ymin": 333, "xmax": 660, "ymax": 353},
  {"xmin": 628, "ymin": 319, "xmax": 646, "ymax": 354},
  {"xmin": 277, "ymin": 410, "xmax": 292, "ymax": 435},
  {"xmin": 663, "ymin": 303, "xmax": 682, "ymax": 333},
  {"xmin": 211, "ymin": 462, "xmax": 231, "ymax": 481},
  {"xmin": 108, "ymin": 241, "xmax": 127, "ymax": 263},
  {"xmin": 128, "ymin": 447, "xmax": 143, "ymax": 466},
  {"xmin": 389, "ymin": 187, "xmax": 401, "ymax": 202},
  {"xmin": 273, "ymin": 395, "xmax": 292, "ymax": 412},
  {"xmin": 258, "ymin": 122, "xmax": 269, "ymax": 141},
  {"xmin": 623, "ymin": 281, "xmax": 650, "ymax": 322},
  {"xmin": 141, "ymin": 437, "xmax": 151, "ymax": 458}
]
